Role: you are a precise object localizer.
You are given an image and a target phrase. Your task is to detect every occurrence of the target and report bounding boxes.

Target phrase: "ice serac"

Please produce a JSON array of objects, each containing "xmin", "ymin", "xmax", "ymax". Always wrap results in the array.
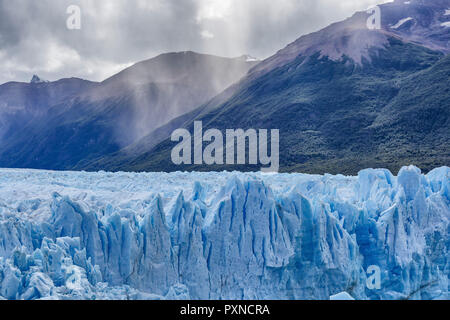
[
  {"xmin": 203, "ymin": 178, "xmax": 293, "ymax": 299},
  {"xmin": 0, "ymin": 166, "xmax": 448, "ymax": 300}
]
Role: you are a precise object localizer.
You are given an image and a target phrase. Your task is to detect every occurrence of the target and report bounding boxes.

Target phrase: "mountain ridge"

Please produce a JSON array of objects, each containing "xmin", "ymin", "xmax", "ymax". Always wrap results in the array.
[{"xmin": 87, "ymin": 0, "xmax": 449, "ymax": 174}]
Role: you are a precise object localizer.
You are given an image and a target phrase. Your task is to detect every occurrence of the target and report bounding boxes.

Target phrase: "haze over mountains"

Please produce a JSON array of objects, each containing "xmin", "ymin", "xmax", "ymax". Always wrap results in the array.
[
  {"xmin": 0, "ymin": 52, "xmax": 257, "ymax": 170},
  {"xmin": 0, "ymin": 0, "xmax": 449, "ymax": 174}
]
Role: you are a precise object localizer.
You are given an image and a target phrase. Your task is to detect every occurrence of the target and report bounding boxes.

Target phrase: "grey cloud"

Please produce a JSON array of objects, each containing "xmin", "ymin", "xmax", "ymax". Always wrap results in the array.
[{"xmin": 0, "ymin": 0, "xmax": 390, "ymax": 84}]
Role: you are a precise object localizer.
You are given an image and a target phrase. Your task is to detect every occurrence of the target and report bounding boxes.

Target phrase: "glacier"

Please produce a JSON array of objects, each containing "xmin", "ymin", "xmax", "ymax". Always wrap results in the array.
[{"xmin": 0, "ymin": 166, "xmax": 448, "ymax": 300}]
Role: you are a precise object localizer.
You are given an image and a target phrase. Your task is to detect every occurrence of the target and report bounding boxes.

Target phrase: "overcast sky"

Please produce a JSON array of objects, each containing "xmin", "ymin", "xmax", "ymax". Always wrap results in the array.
[{"xmin": 0, "ymin": 0, "xmax": 393, "ymax": 84}]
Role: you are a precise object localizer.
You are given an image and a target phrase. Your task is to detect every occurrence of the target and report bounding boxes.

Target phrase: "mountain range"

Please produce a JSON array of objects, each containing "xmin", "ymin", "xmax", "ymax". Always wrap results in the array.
[
  {"xmin": 0, "ymin": 53, "xmax": 257, "ymax": 170},
  {"xmin": 0, "ymin": 0, "xmax": 449, "ymax": 174}
]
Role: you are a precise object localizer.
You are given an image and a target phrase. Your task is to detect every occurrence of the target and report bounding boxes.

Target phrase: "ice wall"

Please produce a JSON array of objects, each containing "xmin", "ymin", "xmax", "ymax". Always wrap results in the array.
[{"xmin": 0, "ymin": 166, "xmax": 448, "ymax": 300}]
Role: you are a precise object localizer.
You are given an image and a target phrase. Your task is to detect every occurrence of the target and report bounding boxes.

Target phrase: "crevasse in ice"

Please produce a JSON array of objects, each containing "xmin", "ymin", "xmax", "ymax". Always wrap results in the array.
[{"xmin": 0, "ymin": 165, "xmax": 448, "ymax": 300}]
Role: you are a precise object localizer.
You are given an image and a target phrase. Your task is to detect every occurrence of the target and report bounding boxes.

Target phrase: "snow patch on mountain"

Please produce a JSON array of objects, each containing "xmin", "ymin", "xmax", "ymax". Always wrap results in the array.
[
  {"xmin": 0, "ymin": 166, "xmax": 448, "ymax": 300},
  {"xmin": 391, "ymin": 17, "xmax": 414, "ymax": 29},
  {"xmin": 237, "ymin": 55, "xmax": 260, "ymax": 62},
  {"xmin": 244, "ymin": 55, "xmax": 259, "ymax": 62}
]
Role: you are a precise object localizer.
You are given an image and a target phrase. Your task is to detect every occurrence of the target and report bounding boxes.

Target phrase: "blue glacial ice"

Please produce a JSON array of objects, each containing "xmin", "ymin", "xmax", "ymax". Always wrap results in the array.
[{"xmin": 0, "ymin": 165, "xmax": 448, "ymax": 300}]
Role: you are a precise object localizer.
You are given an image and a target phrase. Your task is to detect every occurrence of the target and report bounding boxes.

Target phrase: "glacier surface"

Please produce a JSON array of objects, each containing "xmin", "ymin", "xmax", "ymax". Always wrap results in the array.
[{"xmin": 0, "ymin": 166, "xmax": 448, "ymax": 300}]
